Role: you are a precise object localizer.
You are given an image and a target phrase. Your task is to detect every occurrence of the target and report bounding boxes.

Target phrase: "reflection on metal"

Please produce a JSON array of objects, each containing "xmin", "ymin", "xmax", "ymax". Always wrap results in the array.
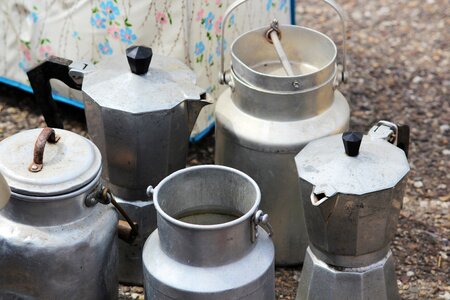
[
  {"xmin": 216, "ymin": 0, "xmax": 350, "ymax": 265},
  {"xmin": 295, "ymin": 121, "xmax": 410, "ymax": 299},
  {"xmin": 143, "ymin": 166, "xmax": 275, "ymax": 299},
  {"xmin": 0, "ymin": 128, "xmax": 118, "ymax": 299},
  {"xmin": 27, "ymin": 45, "xmax": 211, "ymax": 285}
]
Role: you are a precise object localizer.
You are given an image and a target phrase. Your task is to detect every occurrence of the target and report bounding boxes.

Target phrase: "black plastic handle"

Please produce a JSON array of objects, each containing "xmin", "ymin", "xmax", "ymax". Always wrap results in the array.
[
  {"xmin": 27, "ymin": 56, "xmax": 82, "ymax": 129},
  {"xmin": 396, "ymin": 124, "xmax": 410, "ymax": 158}
]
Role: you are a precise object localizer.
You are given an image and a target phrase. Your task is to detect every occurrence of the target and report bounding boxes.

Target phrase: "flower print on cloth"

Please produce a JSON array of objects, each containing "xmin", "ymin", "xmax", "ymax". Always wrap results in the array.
[
  {"xmin": 120, "ymin": 27, "xmax": 137, "ymax": 45},
  {"xmin": 208, "ymin": 54, "xmax": 214, "ymax": 66},
  {"xmin": 19, "ymin": 41, "xmax": 31, "ymax": 62},
  {"xmin": 39, "ymin": 43, "xmax": 53, "ymax": 60},
  {"xmin": 100, "ymin": 0, "xmax": 120, "ymax": 20},
  {"xmin": 91, "ymin": 13, "xmax": 106, "ymax": 29},
  {"xmin": 266, "ymin": 0, "xmax": 275, "ymax": 11},
  {"xmin": 98, "ymin": 40, "xmax": 113, "ymax": 55},
  {"xmin": 107, "ymin": 24, "xmax": 120, "ymax": 39},
  {"xmin": 279, "ymin": 0, "xmax": 288, "ymax": 10},
  {"xmin": 156, "ymin": 11, "xmax": 172, "ymax": 25},
  {"xmin": 196, "ymin": 8, "xmax": 205, "ymax": 21},
  {"xmin": 215, "ymin": 38, "xmax": 227, "ymax": 57},
  {"xmin": 195, "ymin": 41, "xmax": 205, "ymax": 62},
  {"xmin": 204, "ymin": 12, "xmax": 215, "ymax": 31},
  {"xmin": 214, "ymin": 15, "xmax": 223, "ymax": 34}
]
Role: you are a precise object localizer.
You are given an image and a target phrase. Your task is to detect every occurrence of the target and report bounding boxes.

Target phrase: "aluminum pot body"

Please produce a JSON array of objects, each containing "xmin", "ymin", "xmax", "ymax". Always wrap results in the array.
[
  {"xmin": 80, "ymin": 53, "xmax": 209, "ymax": 285},
  {"xmin": 300, "ymin": 177, "xmax": 407, "ymax": 267},
  {"xmin": 0, "ymin": 175, "xmax": 118, "ymax": 300},
  {"xmin": 215, "ymin": 73, "xmax": 350, "ymax": 265},
  {"xmin": 143, "ymin": 165, "xmax": 275, "ymax": 299}
]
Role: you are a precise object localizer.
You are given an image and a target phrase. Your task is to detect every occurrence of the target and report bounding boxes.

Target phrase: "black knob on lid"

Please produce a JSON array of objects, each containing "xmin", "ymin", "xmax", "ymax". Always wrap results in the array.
[
  {"xmin": 342, "ymin": 132, "xmax": 363, "ymax": 157},
  {"xmin": 126, "ymin": 46, "xmax": 152, "ymax": 75}
]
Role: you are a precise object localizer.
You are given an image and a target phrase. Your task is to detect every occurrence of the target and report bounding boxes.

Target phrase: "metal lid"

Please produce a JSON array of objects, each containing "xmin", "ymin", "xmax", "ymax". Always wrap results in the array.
[
  {"xmin": 0, "ymin": 128, "xmax": 101, "ymax": 197},
  {"xmin": 295, "ymin": 133, "xmax": 410, "ymax": 196},
  {"xmin": 82, "ymin": 48, "xmax": 204, "ymax": 113}
]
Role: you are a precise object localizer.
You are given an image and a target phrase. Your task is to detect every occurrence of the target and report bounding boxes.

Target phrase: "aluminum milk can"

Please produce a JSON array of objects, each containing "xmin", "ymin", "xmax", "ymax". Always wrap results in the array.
[
  {"xmin": 143, "ymin": 165, "xmax": 275, "ymax": 299},
  {"xmin": 0, "ymin": 128, "xmax": 119, "ymax": 299},
  {"xmin": 215, "ymin": 0, "xmax": 350, "ymax": 265},
  {"xmin": 27, "ymin": 46, "xmax": 210, "ymax": 284},
  {"xmin": 295, "ymin": 121, "xmax": 410, "ymax": 299}
]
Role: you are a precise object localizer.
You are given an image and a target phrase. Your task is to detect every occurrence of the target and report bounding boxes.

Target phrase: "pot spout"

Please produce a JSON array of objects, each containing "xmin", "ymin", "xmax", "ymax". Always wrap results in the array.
[
  {"xmin": 310, "ymin": 184, "xmax": 337, "ymax": 206},
  {"xmin": 185, "ymin": 93, "xmax": 212, "ymax": 133}
]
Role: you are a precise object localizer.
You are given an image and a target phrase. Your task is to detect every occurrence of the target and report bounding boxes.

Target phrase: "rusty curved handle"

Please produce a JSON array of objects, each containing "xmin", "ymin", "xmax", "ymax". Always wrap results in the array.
[{"xmin": 29, "ymin": 128, "xmax": 60, "ymax": 173}]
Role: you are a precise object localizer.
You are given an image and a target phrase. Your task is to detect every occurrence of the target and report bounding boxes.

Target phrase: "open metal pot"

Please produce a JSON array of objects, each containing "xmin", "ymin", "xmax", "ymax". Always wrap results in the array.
[
  {"xmin": 143, "ymin": 165, "xmax": 275, "ymax": 299},
  {"xmin": 215, "ymin": 0, "xmax": 350, "ymax": 266}
]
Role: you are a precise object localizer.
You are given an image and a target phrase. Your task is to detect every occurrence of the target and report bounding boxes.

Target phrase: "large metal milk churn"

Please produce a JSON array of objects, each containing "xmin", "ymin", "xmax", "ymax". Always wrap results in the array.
[
  {"xmin": 142, "ymin": 165, "xmax": 275, "ymax": 299},
  {"xmin": 27, "ymin": 46, "xmax": 210, "ymax": 284},
  {"xmin": 0, "ymin": 128, "xmax": 120, "ymax": 299},
  {"xmin": 215, "ymin": 0, "xmax": 350, "ymax": 265},
  {"xmin": 295, "ymin": 121, "xmax": 410, "ymax": 300}
]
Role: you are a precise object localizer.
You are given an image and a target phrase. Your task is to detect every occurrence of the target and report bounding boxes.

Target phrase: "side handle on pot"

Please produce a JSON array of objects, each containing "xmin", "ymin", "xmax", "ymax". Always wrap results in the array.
[
  {"xmin": 219, "ymin": 0, "xmax": 348, "ymax": 85},
  {"xmin": 251, "ymin": 210, "xmax": 273, "ymax": 243},
  {"xmin": 29, "ymin": 127, "xmax": 60, "ymax": 172},
  {"xmin": 86, "ymin": 186, "xmax": 139, "ymax": 243},
  {"xmin": 27, "ymin": 57, "xmax": 93, "ymax": 129},
  {"xmin": 368, "ymin": 120, "xmax": 410, "ymax": 157}
]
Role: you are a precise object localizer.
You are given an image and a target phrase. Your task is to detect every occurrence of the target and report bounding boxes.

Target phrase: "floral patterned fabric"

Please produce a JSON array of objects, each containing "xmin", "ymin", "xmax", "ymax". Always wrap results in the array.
[{"xmin": 0, "ymin": 0, "xmax": 291, "ymax": 138}]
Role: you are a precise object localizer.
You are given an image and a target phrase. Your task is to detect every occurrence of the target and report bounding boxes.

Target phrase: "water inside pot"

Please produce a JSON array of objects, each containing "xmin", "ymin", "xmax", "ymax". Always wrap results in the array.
[
  {"xmin": 251, "ymin": 60, "xmax": 319, "ymax": 76},
  {"xmin": 175, "ymin": 206, "xmax": 243, "ymax": 225}
]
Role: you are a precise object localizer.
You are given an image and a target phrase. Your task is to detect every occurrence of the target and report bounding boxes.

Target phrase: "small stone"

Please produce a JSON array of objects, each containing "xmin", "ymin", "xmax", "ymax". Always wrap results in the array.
[
  {"xmin": 412, "ymin": 76, "xmax": 423, "ymax": 83},
  {"xmin": 131, "ymin": 293, "xmax": 139, "ymax": 300},
  {"xmin": 442, "ymin": 149, "xmax": 450, "ymax": 156},
  {"xmin": 414, "ymin": 181, "xmax": 424, "ymax": 188},
  {"xmin": 440, "ymin": 124, "xmax": 450, "ymax": 133},
  {"xmin": 407, "ymin": 271, "xmax": 415, "ymax": 277}
]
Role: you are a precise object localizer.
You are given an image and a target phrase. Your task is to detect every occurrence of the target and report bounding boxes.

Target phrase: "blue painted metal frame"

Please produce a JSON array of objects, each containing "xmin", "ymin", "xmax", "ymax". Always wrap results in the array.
[{"xmin": 291, "ymin": 0, "xmax": 296, "ymax": 24}]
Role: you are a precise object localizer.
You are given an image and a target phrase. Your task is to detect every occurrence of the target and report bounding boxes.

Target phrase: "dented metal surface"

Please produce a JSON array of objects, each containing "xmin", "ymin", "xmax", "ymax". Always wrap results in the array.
[
  {"xmin": 215, "ymin": 0, "xmax": 350, "ymax": 266},
  {"xmin": 143, "ymin": 165, "xmax": 275, "ymax": 299},
  {"xmin": 0, "ymin": 128, "xmax": 119, "ymax": 299},
  {"xmin": 295, "ymin": 121, "xmax": 410, "ymax": 299}
]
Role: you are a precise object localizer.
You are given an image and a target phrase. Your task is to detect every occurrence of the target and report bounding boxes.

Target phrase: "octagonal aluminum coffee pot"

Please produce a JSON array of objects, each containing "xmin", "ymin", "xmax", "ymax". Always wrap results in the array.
[
  {"xmin": 295, "ymin": 121, "xmax": 410, "ymax": 268},
  {"xmin": 27, "ymin": 46, "xmax": 210, "ymax": 284},
  {"xmin": 27, "ymin": 46, "xmax": 209, "ymax": 201}
]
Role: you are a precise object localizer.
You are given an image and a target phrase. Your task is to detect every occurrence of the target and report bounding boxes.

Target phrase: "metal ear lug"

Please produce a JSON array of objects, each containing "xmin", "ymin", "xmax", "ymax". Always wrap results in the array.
[{"xmin": 251, "ymin": 210, "xmax": 274, "ymax": 243}]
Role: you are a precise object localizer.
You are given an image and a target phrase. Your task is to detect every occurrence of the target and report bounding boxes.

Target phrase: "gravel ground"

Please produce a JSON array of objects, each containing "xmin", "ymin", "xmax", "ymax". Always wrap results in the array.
[{"xmin": 0, "ymin": 0, "xmax": 448, "ymax": 299}]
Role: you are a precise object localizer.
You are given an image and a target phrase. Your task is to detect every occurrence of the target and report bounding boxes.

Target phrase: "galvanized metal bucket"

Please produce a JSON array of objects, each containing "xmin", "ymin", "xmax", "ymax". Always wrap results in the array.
[
  {"xmin": 215, "ymin": 0, "xmax": 350, "ymax": 266},
  {"xmin": 143, "ymin": 165, "xmax": 275, "ymax": 299}
]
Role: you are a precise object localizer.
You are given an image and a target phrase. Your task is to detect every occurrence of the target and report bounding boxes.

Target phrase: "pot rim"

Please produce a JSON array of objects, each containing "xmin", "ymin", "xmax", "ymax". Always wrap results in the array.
[
  {"xmin": 153, "ymin": 165, "xmax": 261, "ymax": 231},
  {"xmin": 231, "ymin": 25, "xmax": 337, "ymax": 85}
]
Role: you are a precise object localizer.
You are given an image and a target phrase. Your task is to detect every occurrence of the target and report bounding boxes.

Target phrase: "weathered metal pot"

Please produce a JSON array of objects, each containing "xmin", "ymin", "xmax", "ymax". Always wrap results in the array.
[
  {"xmin": 27, "ymin": 46, "xmax": 210, "ymax": 284},
  {"xmin": 0, "ymin": 128, "xmax": 118, "ymax": 299},
  {"xmin": 215, "ymin": 0, "xmax": 350, "ymax": 265},
  {"xmin": 295, "ymin": 121, "xmax": 410, "ymax": 300},
  {"xmin": 143, "ymin": 165, "xmax": 275, "ymax": 299}
]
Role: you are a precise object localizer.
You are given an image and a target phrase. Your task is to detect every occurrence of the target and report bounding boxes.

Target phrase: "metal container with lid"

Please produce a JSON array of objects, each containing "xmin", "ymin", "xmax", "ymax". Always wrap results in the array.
[
  {"xmin": 215, "ymin": 0, "xmax": 350, "ymax": 265},
  {"xmin": 0, "ymin": 128, "xmax": 120, "ymax": 299},
  {"xmin": 143, "ymin": 165, "xmax": 275, "ymax": 299},
  {"xmin": 295, "ymin": 121, "xmax": 410, "ymax": 300},
  {"xmin": 27, "ymin": 45, "xmax": 211, "ymax": 284}
]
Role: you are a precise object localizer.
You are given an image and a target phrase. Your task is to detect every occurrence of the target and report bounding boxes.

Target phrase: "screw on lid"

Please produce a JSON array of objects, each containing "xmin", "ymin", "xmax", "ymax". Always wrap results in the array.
[
  {"xmin": 342, "ymin": 132, "xmax": 363, "ymax": 157},
  {"xmin": 126, "ymin": 45, "xmax": 153, "ymax": 75}
]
